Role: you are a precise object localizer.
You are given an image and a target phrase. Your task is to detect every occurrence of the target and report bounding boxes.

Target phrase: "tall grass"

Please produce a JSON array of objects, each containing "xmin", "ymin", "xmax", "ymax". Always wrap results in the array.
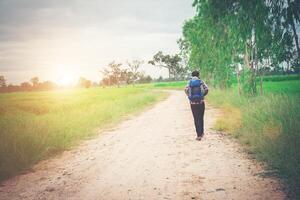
[
  {"xmin": 0, "ymin": 87, "xmax": 166, "ymax": 181},
  {"xmin": 207, "ymin": 83, "xmax": 300, "ymax": 197}
]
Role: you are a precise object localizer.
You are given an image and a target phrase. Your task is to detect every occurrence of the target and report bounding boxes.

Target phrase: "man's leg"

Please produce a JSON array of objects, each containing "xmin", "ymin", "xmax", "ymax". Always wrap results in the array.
[
  {"xmin": 191, "ymin": 104, "xmax": 202, "ymax": 137},
  {"xmin": 198, "ymin": 102, "xmax": 205, "ymax": 137}
]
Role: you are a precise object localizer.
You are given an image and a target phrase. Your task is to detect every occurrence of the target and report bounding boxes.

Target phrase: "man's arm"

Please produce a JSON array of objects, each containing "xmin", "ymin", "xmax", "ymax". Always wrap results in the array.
[
  {"xmin": 184, "ymin": 85, "xmax": 189, "ymax": 96},
  {"xmin": 184, "ymin": 80, "xmax": 190, "ymax": 96},
  {"xmin": 202, "ymin": 81, "xmax": 209, "ymax": 96}
]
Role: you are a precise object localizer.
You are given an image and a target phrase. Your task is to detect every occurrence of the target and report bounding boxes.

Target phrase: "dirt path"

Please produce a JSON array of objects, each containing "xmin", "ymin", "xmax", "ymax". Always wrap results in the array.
[{"xmin": 0, "ymin": 91, "xmax": 286, "ymax": 200}]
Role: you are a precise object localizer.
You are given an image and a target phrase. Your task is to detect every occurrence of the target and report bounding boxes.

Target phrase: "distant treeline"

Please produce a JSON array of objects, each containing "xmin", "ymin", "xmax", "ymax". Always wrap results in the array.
[
  {"xmin": 0, "ymin": 76, "xmax": 100, "ymax": 93},
  {"xmin": 0, "ymin": 52, "xmax": 190, "ymax": 93},
  {"xmin": 100, "ymin": 55, "xmax": 188, "ymax": 87},
  {"xmin": 0, "ymin": 76, "xmax": 58, "ymax": 93},
  {"xmin": 100, "ymin": 60, "xmax": 153, "ymax": 87}
]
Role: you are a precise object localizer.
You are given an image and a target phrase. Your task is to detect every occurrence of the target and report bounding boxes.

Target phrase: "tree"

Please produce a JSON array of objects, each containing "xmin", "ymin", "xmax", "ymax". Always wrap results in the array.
[
  {"xmin": 30, "ymin": 77, "xmax": 39, "ymax": 87},
  {"xmin": 286, "ymin": 0, "xmax": 300, "ymax": 59},
  {"xmin": 127, "ymin": 60, "xmax": 144, "ymax": 84},
  {"xmin": 177, "ymin": 38, "xmax": 191, "ymax": 79},
  {"xmin": 78, "ymin": 77, "xmax": 92, "ymax": 88},
  {"xmin": 182, "ymin": 0, "xmax": 298, "ymax": 94},
  {"xmin": 120, "ymin": 69, "xmax": 134, "ymax": 84},
  {"xmin": 181, "ymin": 12, "xmax": 236, "ymax": 88},
  {"xmin": 101, "ymin": 61, "xmax": 123, "ymax": 87},
  {"xmin": 156, "ymin": 76, "xmax": 164, "ymax": 82},
  {"xmin": 20, "ymin": 82, "xmax": 31, "ymax": 91},
  {"xmin": 40, "ymin": 81, "xmax": 57, "ymax": 90},
  {"xmin": 137, "ymin": 73, "xmax": 152, "ymax": 83},
  {"xmin": 0, "ymin": 75, "xmax": 6, "ymax": 87},
  {"xmin": 148, "ymin": 51, "xmax": 184, "ymax": 79},
  {"xmin": 92, "ymin": 82, "xmax": 99, "ymax": 87}
]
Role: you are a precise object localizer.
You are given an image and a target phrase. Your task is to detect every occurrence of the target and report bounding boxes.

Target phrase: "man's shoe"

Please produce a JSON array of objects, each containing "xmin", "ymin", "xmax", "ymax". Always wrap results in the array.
[{"xmin": 196, "ymin": 136, "xmax": 202, "ymax": 141}]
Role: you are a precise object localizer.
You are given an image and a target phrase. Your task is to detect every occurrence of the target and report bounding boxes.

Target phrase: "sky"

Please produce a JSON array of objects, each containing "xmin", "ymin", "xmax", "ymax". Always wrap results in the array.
[{"xmin": 0, "ymin": 0, "xmax": 195, "ymax": 85}]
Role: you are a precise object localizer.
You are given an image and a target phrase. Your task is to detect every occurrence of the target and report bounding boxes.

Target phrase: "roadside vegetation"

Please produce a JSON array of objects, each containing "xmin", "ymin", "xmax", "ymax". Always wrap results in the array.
[
  {"xmin": 0, "ymin": 87, "xmax": 166, "ymax": 181},
  {"xmin": 209, "ymin": 81, "xmax": 300, "ymax": 197},
  {"xmin": 178, "ymin": 0, "xmax": 300, "ymax": 197},
  {"xmin": 154, "ymin": 78, "xmax": 300, "ymax": 197}
]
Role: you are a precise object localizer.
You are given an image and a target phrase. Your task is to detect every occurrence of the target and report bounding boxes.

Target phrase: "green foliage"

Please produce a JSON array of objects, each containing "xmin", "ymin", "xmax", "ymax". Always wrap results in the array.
[
  {"xmin": 0, "ymin": 87, "xmax": 166, "ymax": 181},
  {"xmin": 181, "ymin": 0, "xmax": 299, "ymax": 94},
  {"xmin": 181, "ymin": 14, "xmax": 236, "ymax": 88},
  {"xmin": 240, "ymin": 68, "xmax": 257, "ymax": 95},
  {"xmin": 148, "ymin": 51, "xmax": 187, "ymax": 80}
]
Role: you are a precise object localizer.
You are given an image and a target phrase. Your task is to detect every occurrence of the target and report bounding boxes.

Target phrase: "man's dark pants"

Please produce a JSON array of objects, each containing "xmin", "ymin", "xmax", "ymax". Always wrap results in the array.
[{"xmin": 190, "ymin": 102, "xmax": 205, "ymax": 137}]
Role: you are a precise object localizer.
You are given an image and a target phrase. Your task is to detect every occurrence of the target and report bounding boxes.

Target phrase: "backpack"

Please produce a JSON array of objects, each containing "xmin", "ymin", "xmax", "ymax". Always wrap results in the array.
[{"xmin": 188, "ymin": 79, "xmax": 203, "ymax": 102}]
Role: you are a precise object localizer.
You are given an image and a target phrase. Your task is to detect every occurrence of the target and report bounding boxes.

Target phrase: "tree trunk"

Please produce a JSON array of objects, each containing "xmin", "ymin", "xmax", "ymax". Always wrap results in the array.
[
  {"xmin": 244, "ymin": 40, "xmax": 257, "ymax": 95},
  {"xmin": 287, "ymin": 0, "xmax": 300, "ymax": 59},
  {"xmin": 291, "ymin": 19, "xmax": 300, "ymax": 59},
  {"xmin": 260, "ymin": 75, "xmax": 263, "ymax": 95},
  {"xmin": 116, "ymin": 76, "xmax": 120, "ymax": 88},
  {"xmin": 237, "ymin": 72, "xmax": 241, "ymax": 96},
  {"xmin": 254, "ymin": 34, "xmax": 260, "ymax": 95},
  {"xmin": 233, "ymin": 48, "xmax": 241, "ymax": 96},
  {"xmin": 244, "ymin": 42, "xmax": 250, "ymax": 68}
]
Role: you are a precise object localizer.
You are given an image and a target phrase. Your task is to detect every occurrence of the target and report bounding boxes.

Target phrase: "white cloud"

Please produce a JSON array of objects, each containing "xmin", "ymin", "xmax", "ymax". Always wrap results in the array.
[{"xmin": 0, "ymin": 0, "xmax": 195, "ymax": 84}]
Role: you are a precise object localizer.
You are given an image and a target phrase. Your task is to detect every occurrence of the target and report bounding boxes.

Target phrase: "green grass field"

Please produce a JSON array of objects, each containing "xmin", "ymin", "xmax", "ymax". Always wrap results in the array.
[
  {"xmin": 0, "ymin": 87, "xmax": 166, "ymax": 181},
  {"xmin": 152, "ymin": 81, "xmax": 187, "ymax": 89}
]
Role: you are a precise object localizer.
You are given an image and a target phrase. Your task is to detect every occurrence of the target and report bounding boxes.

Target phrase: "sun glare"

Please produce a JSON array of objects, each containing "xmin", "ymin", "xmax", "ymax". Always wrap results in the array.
[{"xmin": 56, "ymin": 69, "xmax": 78, "ymax": 86}]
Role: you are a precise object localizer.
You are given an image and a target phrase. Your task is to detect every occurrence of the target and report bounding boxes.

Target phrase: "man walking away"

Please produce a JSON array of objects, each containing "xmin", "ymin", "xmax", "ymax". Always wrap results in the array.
[{"xmin": 185, "ymin": 70, "xmax": 209, "ymax": 141}]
